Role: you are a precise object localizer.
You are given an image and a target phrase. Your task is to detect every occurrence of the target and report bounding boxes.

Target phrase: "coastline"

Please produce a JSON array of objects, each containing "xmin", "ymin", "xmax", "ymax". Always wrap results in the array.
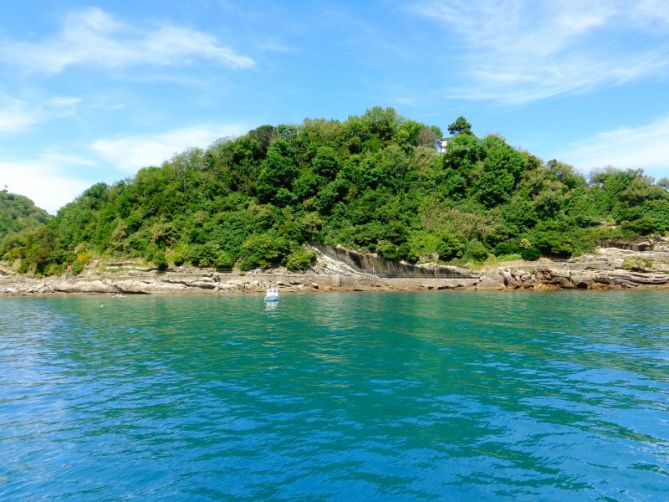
[{"xmin": 2, "ymin": 244, "xmax": 668, "ymax": 296}]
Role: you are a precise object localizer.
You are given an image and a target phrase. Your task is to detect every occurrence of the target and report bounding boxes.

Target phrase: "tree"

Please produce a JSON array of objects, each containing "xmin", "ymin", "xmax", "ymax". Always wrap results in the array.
[
  {"xmin": 447, "ymin": 116, "xmax": 473, "ymax": 136},
  {"xmin": 286, "ymin": 247, "xmax": 317, "ymax": 271},
  {"xmin": 437, "ymin": 232, "xmax": 465, "ymax": 261},
  {"xmin": 4, "ymin": 108, "xmax": 665, "ymax": 278},
  {"xmin": 256, "ymin": 139, "xmax": 299, "ymax": 204}
]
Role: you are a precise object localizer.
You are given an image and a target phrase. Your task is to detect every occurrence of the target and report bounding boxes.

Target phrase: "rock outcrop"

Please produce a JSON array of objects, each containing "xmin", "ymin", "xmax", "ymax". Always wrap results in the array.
[
  {"xmin": 1, "ymin": 243, "xmax": 668, "ymax": 296},
  {"xmin": 477, "ymin": 241, "xmax": 669, "ymax": 290}
]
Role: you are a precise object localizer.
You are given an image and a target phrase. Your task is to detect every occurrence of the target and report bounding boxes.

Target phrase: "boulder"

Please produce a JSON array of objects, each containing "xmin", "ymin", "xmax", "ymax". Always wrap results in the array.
[
  {"xmin": 115, "ymin": 280, "xmax": 151, "ymax": 294},
  {"xmin": 548, "ymin": 276, "xmax": 574, "ymax": 288},
  {"xmin": 476, "ymin": 271, "xmax": 505, "ymax": 290}
]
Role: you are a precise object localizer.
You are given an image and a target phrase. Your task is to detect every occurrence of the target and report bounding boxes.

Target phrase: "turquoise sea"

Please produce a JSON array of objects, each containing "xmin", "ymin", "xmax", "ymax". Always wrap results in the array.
[{"xmin": 1, "ymin": 291, "xmax": 668, "ymax": 500}]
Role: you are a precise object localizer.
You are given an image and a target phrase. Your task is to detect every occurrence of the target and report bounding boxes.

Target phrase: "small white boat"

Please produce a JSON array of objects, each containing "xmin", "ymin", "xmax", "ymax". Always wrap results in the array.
[{"xmin": 264, "ymin": 287, "xmax": 280, "ymax": 302}]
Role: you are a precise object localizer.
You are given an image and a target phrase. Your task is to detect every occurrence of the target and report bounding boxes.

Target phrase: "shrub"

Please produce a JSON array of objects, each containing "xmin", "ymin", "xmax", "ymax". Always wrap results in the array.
[
  {"xmin": 167, "ymin": 242, "xmax": 189, "ymax": 266},
  {"xmin": 286, "ymin": 247, "xmax": 317, "ymax": 271},
  {"xmin": 76, "ymin": 250, "xmax": 91, "ymax": 266},
  {"xmin": 535, "ymin": 231, "xmax": 574, "ymax": 258},
  {"xmin": 464, "ymin": 240, "xmax": 488, "ymax": 261},
  {"xmin": 520, "ymin": 246, "xmax": 541, "ymax": 261},
  {"xmin": 44, "ymin": 262, "xmax": 64, "ymax": 276},
  {"xmin": 239, "ymin": 234, "xmax": 290, "ymax": 270},
  {"xmin": 215, "ymin": 250, "xmax": 236, "ymax": 271},
  {"xmin": 170, "ymin": 251, "xmax": 185, "ymax": 266},
  {"xmin": 622, "ymin": 216, "xmax": 656, "ymax": 235},
  {"xmin": 407, "ymin": 230, "xmax": 441, "ymax": 261},
  {"xmin": 377, "ymin": 240, "xmax": 403, "ymax": 261},
  {"xmin": 153, "ymin": 250, "xmax": 168, "ymax": 271},
  {"xmin": 494, "ymin": 239, "xmax": 521, "ymax": 257},
  {"xmin": 187, "ymin": 242, "xmax": 221, "ymax": 268},
  {"xmin": 437, "ymin": 233, "xmax": 465, "ymax": 261},
  {"xmin": 71, "ymin": 259, "xmax": 85, "ymax": 275}
]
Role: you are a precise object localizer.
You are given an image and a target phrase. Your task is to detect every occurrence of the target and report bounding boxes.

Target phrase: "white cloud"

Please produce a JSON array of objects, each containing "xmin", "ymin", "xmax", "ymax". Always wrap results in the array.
[
  {"xmin": 558, "ymin": 114, "xmax": 669, "ymax": 178},
  {"xmin": 0, "ymin": 155, "xmax": 92, "ymax": 214},
  {"xmin": 47, "ymin": 96, "xmax": 82, "ymax": 108},
  {"xmin": 413, "ymin": 0, "xmax": 669, "ymax": 103},
  {"xmin": 91, "ymin": 124, "xmax": 248, "ymax": 173},
  {"xmin": 0, "ymin": 124, "xmax": 248, "ymax": 213},
  {"xmin": 0, "ymin": 106, "xmax": 39, "ymax": 133},
  {"xmin": 0, "ymin": 94, "xmax": 81, "ymax": 133},
  {"xmin": 0, "ymin": 7, "xmax": 255, "ymax": 74}
]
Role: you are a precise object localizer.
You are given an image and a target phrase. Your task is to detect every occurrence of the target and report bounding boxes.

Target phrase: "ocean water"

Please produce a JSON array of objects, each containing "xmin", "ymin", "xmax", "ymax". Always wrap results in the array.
[{"xmin": 0, "ymin": 291, "xmax": 668, "ymax": 500}]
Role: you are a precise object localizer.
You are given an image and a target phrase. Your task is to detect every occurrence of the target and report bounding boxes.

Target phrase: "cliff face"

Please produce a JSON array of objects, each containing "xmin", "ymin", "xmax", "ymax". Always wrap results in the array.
[
  {"xmin": 312, "ymin": 244, "xmax": 471, "ymax": 279},
  {"xmin": 1, "ymin": 243, "xmax": 668, "ymax": 295}
]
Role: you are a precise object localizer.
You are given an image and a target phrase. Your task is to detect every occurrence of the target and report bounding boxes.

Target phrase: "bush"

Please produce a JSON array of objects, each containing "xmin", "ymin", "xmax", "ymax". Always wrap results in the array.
[
  {"xmin": 464, "ymin": 240, "xmax": 488, "ymax": 261},
  {"xmin": 494, "ymin": 239, "xmax": 521, "ymax": 256},
  {"xmin": 167, "ymin": 242, "xmax": 189, "ymax": 266},
  {"xmin": 187, "ymin": 242, "xmax": 221, "ymax": 268},
  {"xmin": 375, "ymin": 236, "xmax": 417, "ymax": 262},
  {"xmin": 286, "ymin": 248, "xmax": 317, "ymax": 271},
  {"xmin": 71, "ymin": 259, "xmax": 85, "ymax": 275},
  {"xmin": 171, "ymin": 251, "xmax": 186, "ymax": 267},
  {"xmin": 239, "ymin": 234, "xmax": 291, "ymax": 270},
  {"xmin": 622, "ymin": 216, "xmax": 657, "ymax": 235},
  {"xmin": 437, "ymin": 233, "xmax": 465, "ymax": 261},
  {"xmin": 535, "ymin": 231, "xmax": 574, "ymax": 258},
  {"xmin": 520, "ymin": 246, "xmax": 541, "ymax": 261},
  {"xmin": 153, "ymin": 250, "xmax": 168, "ymax": 271},
  {"xmin": 407, "ymin": 230, "xmax": 441, "ymax": 261},
  {"xmin": 44, "ymin": 262, "xmax": 65, "ymax": 276},
  {"xmin": 215, "ymin": 250, "xmax": 236, "ymax": 271}
]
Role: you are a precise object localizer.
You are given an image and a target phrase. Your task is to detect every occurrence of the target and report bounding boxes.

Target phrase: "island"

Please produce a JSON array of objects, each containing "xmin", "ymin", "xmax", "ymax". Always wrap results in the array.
[{"xmin": 1, "ymin": 108, "xmax": 668, "ymax": 294}]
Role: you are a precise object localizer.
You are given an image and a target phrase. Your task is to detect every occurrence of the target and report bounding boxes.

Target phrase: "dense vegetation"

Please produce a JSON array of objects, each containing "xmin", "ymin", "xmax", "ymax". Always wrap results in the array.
[
  {"xmin": 2, "ymin": 108, "xmax": 668, "ymax": 276},
  {"xmin": 0, "ymin": 191, "xmax": 50, "ymax": 241}
]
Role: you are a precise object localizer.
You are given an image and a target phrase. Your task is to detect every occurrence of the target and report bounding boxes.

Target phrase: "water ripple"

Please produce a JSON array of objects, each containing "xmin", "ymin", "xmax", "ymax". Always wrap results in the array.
[{"xmin": 1, "ymin": 291, "xmax": 668, "ymax": 499}]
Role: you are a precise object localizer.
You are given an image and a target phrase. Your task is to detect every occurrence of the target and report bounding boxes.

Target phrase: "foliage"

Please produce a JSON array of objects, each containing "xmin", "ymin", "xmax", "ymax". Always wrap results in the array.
[
  {"xmin": 437, "ymin": 232, "xmax": 465, "ymax": 261},
  {"xmin": 464, "ymin": 240, "xmax": 488, "ymax": 262},
  {"xmin": 0, "ymin": 191, "xmax": 50, "ymax": 241},
  {"xmin": 152, "ymin": 250, "xmax": 168, "ymax": 271},
  {"xmin": 239, "ymin": 233, "xmax": 290, "ymax": 270},
  {"xmin": 286, "ymin": 247, "xmax": 317, "ymax": 271},
  {"xmin": 447, "ymin": 116, "xmax": 473, "ymax": 136},
  {"xmin": 1, "ymin": 108, "xmax": 667, "ymax": 275},
  {"xmin": 520, "ymin": 246, "xmax": 541, "ymax": 261}
]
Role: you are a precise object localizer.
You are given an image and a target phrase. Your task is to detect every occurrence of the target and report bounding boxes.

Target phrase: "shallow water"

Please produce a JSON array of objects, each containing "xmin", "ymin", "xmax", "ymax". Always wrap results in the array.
[{"xmin": 1, "ymin": 291, "xmax": 668, "ymax": 500}]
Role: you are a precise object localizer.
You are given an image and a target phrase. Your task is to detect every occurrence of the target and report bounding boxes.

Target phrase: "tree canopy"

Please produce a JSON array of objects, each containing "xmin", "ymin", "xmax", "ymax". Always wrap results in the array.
[
  {"xmin": 447, "ymin": 116, "xmax": 473, "ymax": 136},
  {"xmin": 0, "ymin": 191, "xmax": 51, "ymax": 240},
  {"xmin": 2, "ymin": 107, "xmax": 667, "ymax": 276}
]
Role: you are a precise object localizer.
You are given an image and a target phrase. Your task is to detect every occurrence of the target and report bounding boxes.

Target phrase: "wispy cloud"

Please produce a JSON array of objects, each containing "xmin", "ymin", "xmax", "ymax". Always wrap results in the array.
[
  {"xmin": 0, "ymin": 102, "xmax": 39, "ymax": 133},
  {"xmin": 91, "ymin": 124, "xmax": 248, "ymax": 173},
  {"xmin": 558, "ymin": 113, "xmax": 669, "ymax": 178},
  {"xmin": 413, "ymin": 0, "xmax": 669, "ymax": 104},
  {"xmin": 0, "ymin": 94, "xmax": 81, "ymax": 133},
  {"xmin": 258, "ymin": 39, "xmax": 298, "ymax": 53},
  {"xmin": 0, "ymin": 153, "xmax": 93, "ymax": 213},
  {"xmin": 0, "ymin": 7, "xmax": 255, "ymax": 74}
]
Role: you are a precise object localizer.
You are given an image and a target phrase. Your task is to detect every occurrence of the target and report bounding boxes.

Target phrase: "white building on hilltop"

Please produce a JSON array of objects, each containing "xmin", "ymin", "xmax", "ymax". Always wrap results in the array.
[{"xmin": 434, "ymin": 137, "xmax": 454, "ymax": 153}]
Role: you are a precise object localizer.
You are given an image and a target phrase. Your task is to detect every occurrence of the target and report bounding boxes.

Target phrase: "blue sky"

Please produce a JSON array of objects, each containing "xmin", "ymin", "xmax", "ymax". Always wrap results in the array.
[{"xmin": 1, "ymin": 0, "xmax": 668, "ymax": 213}]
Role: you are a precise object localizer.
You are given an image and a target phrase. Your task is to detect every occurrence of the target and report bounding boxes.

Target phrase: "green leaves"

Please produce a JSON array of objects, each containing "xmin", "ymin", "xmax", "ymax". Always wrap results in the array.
[
  {"xmin": 239, "ymin": 233, "xmax": 291, "ymax": 270},
  {"xmin": 3, "ymin": 109, "xmax": 668, "ymax": 276},
  {"xmin": 286, "ymin": 247, "xmax": 317, "ymax": 271},
  {"xmin": 447, "ymin": 116, "xmax": 473, "ymax": 136}
]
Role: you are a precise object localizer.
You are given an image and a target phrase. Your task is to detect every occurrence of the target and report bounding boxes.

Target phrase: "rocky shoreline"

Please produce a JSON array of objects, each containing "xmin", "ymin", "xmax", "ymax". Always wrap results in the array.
[{"xmin": 1, "ymin": 244, "xmax": 668, "ymax": 296}]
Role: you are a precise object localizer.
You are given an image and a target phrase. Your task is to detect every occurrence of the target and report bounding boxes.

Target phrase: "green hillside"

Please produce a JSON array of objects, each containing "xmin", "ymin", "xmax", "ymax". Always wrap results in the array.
[
  {"xmin": 2, "ymin": 108, "xmax": 668, "ymax": 276},
  {"xmin": 0, "ymin": 190, "xmax": 50, "ymax": 240}
]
